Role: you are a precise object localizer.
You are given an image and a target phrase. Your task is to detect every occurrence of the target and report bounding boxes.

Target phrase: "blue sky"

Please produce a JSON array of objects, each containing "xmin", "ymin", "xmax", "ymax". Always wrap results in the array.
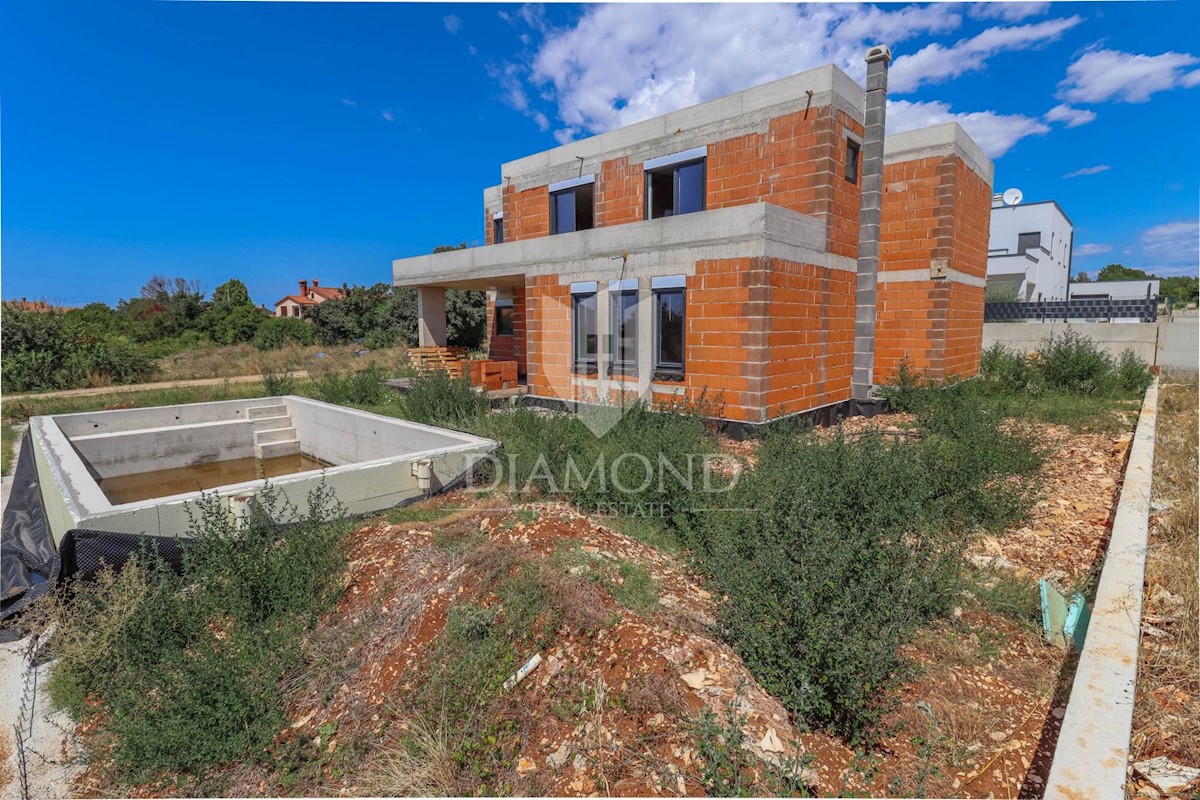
[{"xmin": 2, "ymin": 1, "xmax": 1198, "ymax": 308}]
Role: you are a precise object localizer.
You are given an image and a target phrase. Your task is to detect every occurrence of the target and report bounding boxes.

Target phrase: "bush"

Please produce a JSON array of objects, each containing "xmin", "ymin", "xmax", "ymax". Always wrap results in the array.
[
  {"xmin": 1115, "ymin": 348, "xmax": 1155, "ymax": 393},
  {"xmin": 362, "ymin": 329, "xmax": 397, "ymax": 351},
  {"xmin": 1037, "ymin": 330, "xmax": 1115, "ymax": 394},
  {"xmin": 678, "ymin": 392, "xmax": 1042, "ymax": 741},
  {"xmin": 253, "ymin": 316, "xmax": 318, "ymax": 351},
  {"xmin": 403, "ymin": 370, "xmax": 489, "ymax": 429},
  {"xmin": 979, "ymin": 343, "xmax": 1035, "ymax": 391},
  {"xmin": 45, "ymin": 484, "xmax": 350, "ymax": 780},
  {"xmin": 315, "ymin": 365, "xmax": 388, "ymax": 406},
  {"xmin": 65, "ymin": 335, "xmax": 157, "ymax": 387}
]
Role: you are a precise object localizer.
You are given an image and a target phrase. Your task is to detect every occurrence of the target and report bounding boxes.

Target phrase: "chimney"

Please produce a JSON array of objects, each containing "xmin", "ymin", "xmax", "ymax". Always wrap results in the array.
[
  {"xmin": 312, "ymin": 279, "xmax": 319, "ymax": 288},
  {"xmin": 299, "ymin": 279, "xmax": 308, "ymax": 296},
  {"xmin": 852, "ymin": 44, "xmax": 891, "ymax": 402}
]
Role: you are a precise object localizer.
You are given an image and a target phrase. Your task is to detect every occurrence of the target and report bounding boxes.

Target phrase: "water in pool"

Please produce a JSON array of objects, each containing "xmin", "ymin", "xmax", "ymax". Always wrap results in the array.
[{"xmin": 99, "ymin": 453, "xmax": 329, "ymax": 504}]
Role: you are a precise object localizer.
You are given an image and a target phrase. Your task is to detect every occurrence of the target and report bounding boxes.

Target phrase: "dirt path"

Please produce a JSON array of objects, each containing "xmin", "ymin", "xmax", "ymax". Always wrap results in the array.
[{"xmin": 4, "ymin": 372, "xmax": 310, "ymax": 402}]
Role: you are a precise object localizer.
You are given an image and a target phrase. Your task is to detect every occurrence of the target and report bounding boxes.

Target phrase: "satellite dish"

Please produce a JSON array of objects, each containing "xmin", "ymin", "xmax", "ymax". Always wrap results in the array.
[{"xmin": 1002, "ymin": 188, "xmax": 1024, "ymax": 206}]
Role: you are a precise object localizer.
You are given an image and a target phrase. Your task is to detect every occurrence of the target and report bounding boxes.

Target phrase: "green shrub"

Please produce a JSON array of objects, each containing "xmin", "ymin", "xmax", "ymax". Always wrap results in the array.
[
  {"xmin": 261, "ymin": 366, "xmax": 297, "ymax": 396},
  {"xmin": 979, "ymin": 343, "xmax": 1035, "ymax": 391},
  {"xmin": 362, "ymin": 329, "xmax": 397, "ymax": 351},
  {"xmin": 315, "ymin": 365, "xmax": 388, "ymax": 406},
  {"xmin": 66, "ymin": 335, "xmax": 157, "ymax": 387},
  {"xmin": 45, "ymin": 484, "xmax": 350, "ymax": 781},
  {"xmin": 1115, "ymin": 348, "xmax": 1154, "ymax": 392},
  {"xmin": 1037, "ymin": 330, "xmax": 1115, "ymax": 394},
  {"xmin": 253, "ymin": 316, "xmax": 318, "ymax": 351},
  {"xmin": 678, "ymin": 392, "xmax": 1042, "ymax": 741},
  {"xmin": 403, "ymin": 370, "xmax": 489, "ymax": 429}
]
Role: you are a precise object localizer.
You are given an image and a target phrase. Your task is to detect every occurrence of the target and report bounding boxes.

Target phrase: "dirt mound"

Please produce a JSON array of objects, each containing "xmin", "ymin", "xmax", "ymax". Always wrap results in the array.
[{"xmin": 99, "ymin": 495, "xmax": 813, "ymax": 797}]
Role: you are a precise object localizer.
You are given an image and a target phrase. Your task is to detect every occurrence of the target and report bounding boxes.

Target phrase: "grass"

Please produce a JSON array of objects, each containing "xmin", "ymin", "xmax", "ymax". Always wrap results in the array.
[
  {"xmin": 1131, "ymin": 376, "xmax": 1200, "ymax": 767},
  {"xmin": 1, "ymin": 422, "xmax": 17, "ymax": 475},
  {"xmin": 0, "ymin": 380, "xmax": 287, "ymax": 424},
  {"xmin": 153, "ymin": 341, "xmax": 412, "ymax": 382}
]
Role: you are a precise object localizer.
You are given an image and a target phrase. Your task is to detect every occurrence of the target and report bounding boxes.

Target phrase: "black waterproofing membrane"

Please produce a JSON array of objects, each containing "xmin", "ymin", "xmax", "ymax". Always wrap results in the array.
[{"xmin": 1, "ymin": 432, "xmax": 188, "ymax": 633}]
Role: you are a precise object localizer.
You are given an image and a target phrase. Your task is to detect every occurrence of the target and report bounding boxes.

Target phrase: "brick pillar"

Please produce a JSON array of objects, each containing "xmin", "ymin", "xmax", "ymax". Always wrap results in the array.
[
  {"xmin": 417, "ymin": 287, "xmax": 447, "ymax": 347},
  {"xmin": 853, "ymin": 44, "xmax": 892, "ymax": 401}
]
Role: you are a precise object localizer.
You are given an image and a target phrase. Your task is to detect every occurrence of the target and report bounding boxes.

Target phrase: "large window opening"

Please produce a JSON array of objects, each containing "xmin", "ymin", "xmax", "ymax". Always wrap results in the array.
[
  {"xmin": 550, "ymin": 181, "xmax": 595, "ymax": 235},
  {"xmin": 571, "ymin": 284, "xmax": 598, "ymax": 373},
  {"xmin": 652, "ymin": 276, "xmax": 686, "ymax": 379},
  {"xmin": 609, "ymin": 280, "xmax": 638, "ymax": 376},
  {"xmin": 645, "ymin": 158, "xmax": 706, "ymax": 220},
  {"xmin": 494, "ymin": 293, "xmax": 514, "ymax": 336}
]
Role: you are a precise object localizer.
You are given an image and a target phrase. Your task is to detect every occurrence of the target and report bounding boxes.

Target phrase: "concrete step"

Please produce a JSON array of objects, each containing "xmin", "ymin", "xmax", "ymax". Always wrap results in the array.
[
  {"xmin": 247, "ymin": 404, "xmax": 287, "ymax": 420},
  {"xmin": 255, "ymin": 439, "xmax": 301, "ymax": 460},
  {"xmin": 253, "ymin": 426, "xmax": 297, "ymax": 446}
]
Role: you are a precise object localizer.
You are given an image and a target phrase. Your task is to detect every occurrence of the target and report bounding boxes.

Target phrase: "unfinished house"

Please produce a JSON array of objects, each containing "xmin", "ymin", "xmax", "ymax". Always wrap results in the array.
[{"xmin": 393, "ymin": 47, "xmax": 993, "ymax": 427}]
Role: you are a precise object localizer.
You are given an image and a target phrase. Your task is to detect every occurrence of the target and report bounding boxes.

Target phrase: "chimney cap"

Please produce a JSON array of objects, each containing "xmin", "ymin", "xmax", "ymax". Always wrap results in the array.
[{"xmin": 865, "ymin": 44, "xmax": 892, "ymax": 64}]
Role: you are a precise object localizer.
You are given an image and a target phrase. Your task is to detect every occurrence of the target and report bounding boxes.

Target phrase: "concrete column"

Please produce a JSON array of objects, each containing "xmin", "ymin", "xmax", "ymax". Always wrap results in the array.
[
  {"xmin": 417, "ymin": 286, "xmax": 448, "ymax": 347},
  {"xmin": 853, "ymin": 44, "xmax": 891, "ymax": 401}
]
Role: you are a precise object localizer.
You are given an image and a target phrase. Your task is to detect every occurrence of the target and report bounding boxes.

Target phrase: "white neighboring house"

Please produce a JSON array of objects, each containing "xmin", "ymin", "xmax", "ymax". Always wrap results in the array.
[{"xmin": 986, "ymin": 199, "xmax": 1073, "ymax": 301}]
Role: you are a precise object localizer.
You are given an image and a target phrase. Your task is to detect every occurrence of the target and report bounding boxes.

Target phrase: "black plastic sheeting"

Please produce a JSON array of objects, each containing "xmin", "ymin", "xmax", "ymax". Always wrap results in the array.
[
  {"xmin": 1, "ymin": 431, "xmax": 57, "ymax": 620},
  {"xmin": 1, "ymin": 432, "xmax": 189, "ymax": 633}
]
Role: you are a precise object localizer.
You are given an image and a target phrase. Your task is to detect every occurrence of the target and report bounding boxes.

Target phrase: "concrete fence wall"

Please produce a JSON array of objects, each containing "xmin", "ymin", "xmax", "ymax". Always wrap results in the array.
[{"xmin": 983, "ymin": 320, "xmax": 1198, "ymax": 371}]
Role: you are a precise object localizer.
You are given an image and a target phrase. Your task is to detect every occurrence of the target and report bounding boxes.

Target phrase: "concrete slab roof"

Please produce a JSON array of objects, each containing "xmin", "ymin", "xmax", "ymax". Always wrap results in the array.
[{"xmin": 392, "ymin": 202, "xmax": 851, "ymax": 289}]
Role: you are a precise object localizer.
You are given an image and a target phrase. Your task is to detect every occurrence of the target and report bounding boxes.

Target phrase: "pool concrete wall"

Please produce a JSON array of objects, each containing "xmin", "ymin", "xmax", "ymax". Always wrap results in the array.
[{"xmin": 29, "ymin": 396, "xmax": 497, "ymax": 545}]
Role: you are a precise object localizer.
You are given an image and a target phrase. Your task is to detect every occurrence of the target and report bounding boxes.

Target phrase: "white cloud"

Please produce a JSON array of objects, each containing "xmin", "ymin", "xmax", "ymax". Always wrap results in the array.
[
  {"xmin": 380, "ymin": 109, "xmax": 395, "ymax": 123},
  {"xmin": 1140, "ymin": 220, "xmax": 1199, "ymax": 264},
  {"xmin": 1062, "ymin": 164, "xmax": 1109, "ymax": 178},
  {"xmin": 1074, "ymin": 243, "xmax": 1112, "ymax": 257},
  {"xmin": 889, "ymin": 16, "xmax": 1081, "ymax": 94},
  {"xmin": 532, "ymin": 111, "xmax": 550, "ymax": 132},
  {"xmin": 526, "ymin": 4, "xmax": 961, "ymax": 135},
  {"xmin": 1044, "ymin": 104, "xmax": 1096, "ymax": 128},
  {"xmin": 968, "ymin": 2, "xmax": 1051, "ymax": 22},
  {"xmin": 887, "ymin": 99, "xmax": 1048, "ymax": 158},
  {"xmin": 443, "ymin": 14, "xmax": 462, "ymax": 35},
  {"xmin": 1059, "ymin": 49, "xmax": 1200, "ymax": 104},
  {"xmin": 340, "ymin": 97, "xmax": 357, "ymax": 108}
]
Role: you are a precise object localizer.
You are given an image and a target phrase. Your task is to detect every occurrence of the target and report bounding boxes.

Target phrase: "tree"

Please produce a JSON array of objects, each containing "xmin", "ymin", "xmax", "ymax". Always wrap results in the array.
[
  {"xmin": 210, "ymin": 278, "xmax": 253, "ymax": 310},
  {"xmin": 1096, "ymin": 264, "xmax": 1153, "ymax": 282},
  {"xmin": 1072, "ymin": 272, "xmax": 1092, "ymax": 283},
  {"xmin": 1160, "ymin": 276, "xmax": 1200, "ymax": 305},
  {"xmin": 200, "ymin": 278, "xmax": 263, "ymax": 344}
]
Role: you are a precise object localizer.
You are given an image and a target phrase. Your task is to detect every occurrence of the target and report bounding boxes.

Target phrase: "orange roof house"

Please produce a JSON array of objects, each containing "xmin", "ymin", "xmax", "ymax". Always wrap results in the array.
[{"xmin": 273, "ymin": 279, "xmax": 345, "ymax": 318}]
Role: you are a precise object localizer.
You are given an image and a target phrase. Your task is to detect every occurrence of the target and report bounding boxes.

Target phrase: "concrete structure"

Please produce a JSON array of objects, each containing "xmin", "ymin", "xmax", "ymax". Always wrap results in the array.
[
  {"xmin": 987, "ymin": 199, "xmax": 1073, "ymax": 301},
  {"xmin": 1068, "ymin": 279, "xmax": 1160, "ymax": 301},
  {"xmin": 983, "ymin": 319, "xmax": 1198, "ymax": 371},
  {"xmin": 393, "ymin": 53, "xmax": 994, "ymax": 426},
  {"xmin": 28, "ymin": 397, "xmax": 496, "ymax": 544},
  {"xmin": 274, "ymin": 279, "xmax": 344, "ymax": 317},
  {"xmin": 1044, "ymin": 381, "xmax": 1157, "ymax": 800}
]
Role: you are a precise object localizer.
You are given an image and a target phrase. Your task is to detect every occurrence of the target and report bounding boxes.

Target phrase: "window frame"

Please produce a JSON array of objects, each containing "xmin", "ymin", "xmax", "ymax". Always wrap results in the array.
[
  {"xmin": 644, "ymin": 157, "xmax": 707, "ymax": 220},
  {"xmin": 571, "ymin": 284, "xmax": 599, "ymax": 374},
  {"xmin": 651, "ymin": 278, "xmax": 686, "ymax": 380},
  {"xmin": 608, "ymin": 280, "xmax": 639, "ymax": 377},
  {"xmin": 494, "ymin": 293, "xmax": 514, "ymax": 336},
  {"xmin": 845, "ymin": 138, "xmax": 861, "ymax": 184},
  {"xmin": 1017, "ymin": 231, "xmax": 1042, "ymax": 254},
  {"xmin": 549, "ymin": 176, "xmax": 596, "ymax": 236},
  {"xmin": 492, "ymin": 214, "xmax": 504, "ymax": 245}
]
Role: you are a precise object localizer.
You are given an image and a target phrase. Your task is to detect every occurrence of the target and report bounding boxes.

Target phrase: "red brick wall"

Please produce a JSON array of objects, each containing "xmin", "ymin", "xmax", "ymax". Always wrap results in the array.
[
  {"xmin": 503, "ymin": 185, "xmax": 550, "ymax": 241},
  {"xmin": 523, "ymin": 257, "xmax": 854, "ymax": 424},
  {"xmin": 875, "ymin": 153, "xmax": 991, "ymax": 384},
  {"xmin": 707, "ymin": 108, "xmax": 863, "ymax": 257},
  {"xmin": 499, "ymin": 103, "xmax": 863, "ymax": 256},
  {"xmin": 597, "ymin": 156, "xmax": 644, "ymax": 227},
  {"xmin": 484, "ymin": 285, "xmax": 527, "ymax": 376}
]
